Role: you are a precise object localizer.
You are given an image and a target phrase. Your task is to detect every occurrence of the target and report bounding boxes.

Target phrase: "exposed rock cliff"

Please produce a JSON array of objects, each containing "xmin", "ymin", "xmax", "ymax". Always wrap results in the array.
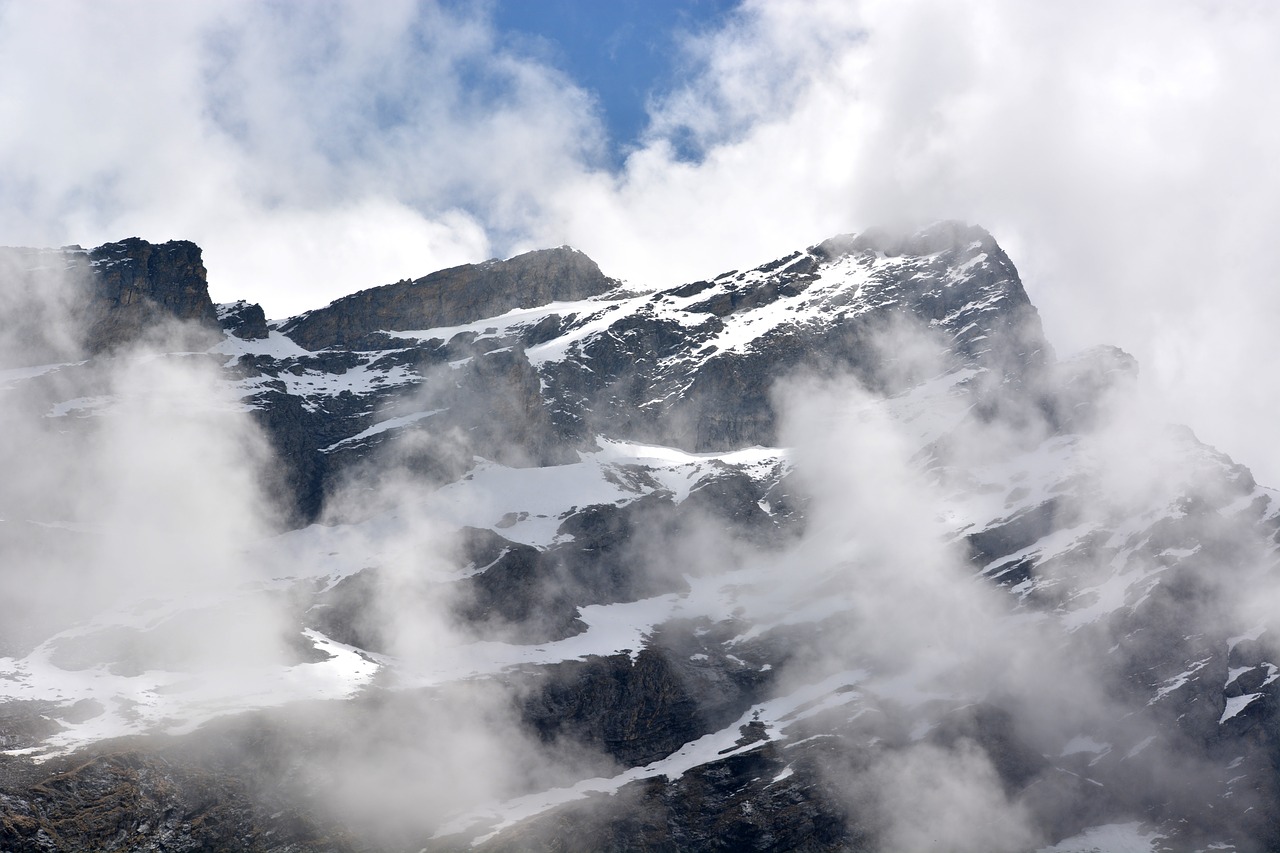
[
  {"xmin": 278, "ymin": 246, "xmax": 620, "ymax": 351},
  {"xmin": 0, "ymin": 238, "xmax": 218, "ymax": 359},
  {"xmin": 5, "ymin": 223, "xmax": 1280, "ymax": 853},
  {"xmin": 217, "ymin": 300, "xmax": 270, "ymax": 340},
  {"xmin": 80, "ymin": 238, "xmax": 218, "ymax": 351}
]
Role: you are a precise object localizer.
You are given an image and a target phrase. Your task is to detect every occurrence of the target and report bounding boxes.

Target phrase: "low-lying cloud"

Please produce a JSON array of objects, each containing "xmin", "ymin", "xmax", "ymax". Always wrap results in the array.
[{"xmin": 0, "ymin": 253, "xmax": 285, "ymax": 664}]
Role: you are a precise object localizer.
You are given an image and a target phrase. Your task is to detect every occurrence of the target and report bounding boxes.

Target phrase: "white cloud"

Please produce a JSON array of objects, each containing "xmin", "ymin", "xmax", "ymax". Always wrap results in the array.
[
  {"xmin": 549, "ymin": 0, "xmax": 1280, "ymax": 484},
  {"xmin": 2, "ymin": 0, "xmax": 1280, "ymax": 482},
  {"xmin": 0, "ymin": 0, "xmax": 598, "ymax": 311}
]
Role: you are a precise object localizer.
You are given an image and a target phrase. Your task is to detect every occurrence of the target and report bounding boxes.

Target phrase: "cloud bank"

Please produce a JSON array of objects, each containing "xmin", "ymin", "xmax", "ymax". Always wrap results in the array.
[{"xmin": 2, "ymin": 0, "xmax": 1279, "ymax": 486}]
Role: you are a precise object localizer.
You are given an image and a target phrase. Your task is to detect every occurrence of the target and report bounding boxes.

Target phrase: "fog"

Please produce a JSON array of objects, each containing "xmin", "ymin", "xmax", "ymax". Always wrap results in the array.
[
  {"xmin": 0, "ymin": 236, "xmax": 1276, "ymax": 853},
  {"xmin": 0, "ymin": 253, "xmax": 287, "ymax": 663},
  {"xmin": 742, "ymin": 313, "xmax": 1279, "ymax": 848},
  {"xmin": 0, "ymin": 250, "xmax": 629, "ymax": 848},
  {"xmin": 2, "ymin": 37, "xmax": 1279, "ymax": 834}
]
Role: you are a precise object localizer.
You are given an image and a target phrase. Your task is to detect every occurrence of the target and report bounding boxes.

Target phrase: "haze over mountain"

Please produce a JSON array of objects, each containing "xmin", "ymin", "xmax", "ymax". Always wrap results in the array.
[
  {"xmin": 2, "ymin": 0, "xmax": 1279, "ymax": 493},
  {"xmin": 2, "ymin": 223, "xmax": 1279, "ymax": 852}
]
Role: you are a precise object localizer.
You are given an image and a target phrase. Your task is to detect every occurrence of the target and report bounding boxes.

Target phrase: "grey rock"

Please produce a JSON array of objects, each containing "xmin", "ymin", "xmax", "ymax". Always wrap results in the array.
[
  {"xmin": 217, "ymin": 300, "xmax": 270, "ymax": 340},
  {"xmin": 278, "ymin": 247, "xmax": 619, "ymax": 351}
]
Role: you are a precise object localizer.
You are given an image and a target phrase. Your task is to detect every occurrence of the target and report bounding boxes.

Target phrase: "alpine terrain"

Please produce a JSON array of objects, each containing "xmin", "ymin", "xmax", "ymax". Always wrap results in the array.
[{"xmin": 2, "ymin": 222, "xmax": 1279, "ymax": 852}]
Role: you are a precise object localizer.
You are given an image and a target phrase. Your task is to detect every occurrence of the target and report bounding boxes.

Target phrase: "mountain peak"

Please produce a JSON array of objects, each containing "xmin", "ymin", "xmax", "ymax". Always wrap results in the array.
[
  {"xmin": 278, "ymin": 246, "xmax": 619, "ymax": 351},
  {"xmin": 0, "ymin": 237, "xmax": 217, "ymax": 361},
  {"xmin": 813, "ymin": 220, "xmax": 997, "ymax": 261},
  {"xmin": 6, "ymin": 225, "xmax": 1280, "ymax": 851}
]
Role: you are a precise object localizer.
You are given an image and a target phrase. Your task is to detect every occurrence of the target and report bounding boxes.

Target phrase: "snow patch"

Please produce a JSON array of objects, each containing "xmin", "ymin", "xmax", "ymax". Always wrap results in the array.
[
  {"xmin": 1219, "ymin": 693, "xmax": 1262, "ymax": 724},
  {"xmin": 1037, "ymin": 822, "xmax": 1160, "ymax": 853},
  {"xmin": 436, "ymin": 670, "xmax": 866, "ymax": 844},
  {"xmin": 1061, "ymin": 735, "xmax": 1110, "ymax": 757},
  {"xmin": 322, "ymin": 409, "xmax": 444, "ymax": 452}
]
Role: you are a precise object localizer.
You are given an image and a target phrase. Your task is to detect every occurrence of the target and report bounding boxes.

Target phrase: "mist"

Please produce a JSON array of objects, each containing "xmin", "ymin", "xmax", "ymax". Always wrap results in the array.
[
  {"xmin": 711, "ymin": 309, "xmax": 1280, "ymax": 848},
  {"xmin": 2, "ymin": 0, "xmax": 1277, "ymax": 489},
  {"xmin": 0, "ymin": 249, "xmax": 631, "ymax": 849},
  {"xmin": 3, "ymin": 222, "xmax": 1279, "ymax": 851},
  {"xmin": 2, "ymin": 1, "xmax": 1279, "ymax": 842},
  {"xmin": 0, "ymin": 253, "xmax": 285, "ymax": 664}
]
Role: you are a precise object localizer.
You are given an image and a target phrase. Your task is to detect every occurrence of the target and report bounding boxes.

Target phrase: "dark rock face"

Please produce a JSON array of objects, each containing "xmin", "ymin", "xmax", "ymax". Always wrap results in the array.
[
  {"xmin": 278, "ymin": 247, "xmax": 619, "ymax": 351},
  {"xmin": 0, "ymin": 749, "xmax": 352, "ymax": 853},
  {"xmin": 127, "ymin": 221, "xmax": 1053, "ymax": 529},
  {"xmin": 10, "ymin": 223, "xmax": 1280, "ymax": 852},
  {"xmin": 80, "ymin": 238, "xmax": 219, "ymax": 352},
  {"xmin": 243, "ymin": 387, "xmax": 330, "ymax": 525},
  {"xmin": 454, "ymin": 535, "xmax": 588, "ymax": 644},
  {"xmin": 519, "ymin": 622, "xmax": 772, "ymax": 769},
  {"xmin": 217, "ymin": 300, "xmax": 270, "ymax": 340},
  {"xmin": 521, "ymin": 651, "xmax": 715, "ymax": 768},
  {"xmin": 537, "ymin": 221, "xmax": 1051, "ymax": 452},
  {"xmin": 0, "ymin": 702, "xmax": 66, "ymax": 752},
  {"xmin": 0, "ymin": 238, "xmax": 219, "ymax": 360},
  {"xmin": 306, "ymin": 490, "xmax": 757, "ymax": 650},
  {"xmin": 470, "ymin": 744, "xmax": 863, "ymax": 853}
]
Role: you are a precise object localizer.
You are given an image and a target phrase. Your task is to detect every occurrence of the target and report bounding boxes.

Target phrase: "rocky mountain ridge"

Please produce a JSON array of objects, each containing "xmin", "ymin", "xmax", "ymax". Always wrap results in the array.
[
  {"xmin": 1, "ymin": 224, "xmax": 1279, "ymax": 852},
  {"xmin": 0, "ymin": 238, "xmax": 217, "ymax": 361},
  {"xmin": 277, "ymin": 246, "xmax": 620, "ymax": 352}
]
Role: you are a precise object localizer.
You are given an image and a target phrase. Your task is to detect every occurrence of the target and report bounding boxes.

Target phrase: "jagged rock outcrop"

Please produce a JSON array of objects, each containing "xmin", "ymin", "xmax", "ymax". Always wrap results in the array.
[
  {"xmin": 467, "ymin": 743, "xmax": 862, "ymax": 853},
  {"xmin": 0, "ymin": 238, "xmax": 218, "ymax": 360},
  {"xmin": 78, "ymin": 238, "xmax": 219, "ymax": 351},
  {"xmin": 217, "ymin": 300, "xmax": 270, "ymax": 340},
  {"xmin": 8, "ymin": 223, "xmax": 1280, "ymax": 853},
  {"xmin": 189, "ymin": 222, "xmax": 1054, "ymax": 525},
  {"xmin": 535, "ymin": 221, "xmax": 1051, "ymax": 451},
  {"xmin": 0, "ymin": 748, "xmax": 353, "ymax": 853},
  {"xmin": 278, "ymin": 247, "xmax": 619, "ymax": 351}
]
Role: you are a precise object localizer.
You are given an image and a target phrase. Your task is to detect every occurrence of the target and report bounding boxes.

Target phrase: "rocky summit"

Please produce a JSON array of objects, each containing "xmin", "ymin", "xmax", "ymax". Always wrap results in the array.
[{"xmin": 2, "ymin": 223, "xmax": 1280, "ymax": 852}]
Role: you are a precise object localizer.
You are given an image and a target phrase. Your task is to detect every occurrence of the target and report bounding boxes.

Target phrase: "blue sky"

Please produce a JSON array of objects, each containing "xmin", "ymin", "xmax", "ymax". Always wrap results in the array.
[{"xmin": 490, "ymin": 0, "xmax": 739, "ymax": 164}]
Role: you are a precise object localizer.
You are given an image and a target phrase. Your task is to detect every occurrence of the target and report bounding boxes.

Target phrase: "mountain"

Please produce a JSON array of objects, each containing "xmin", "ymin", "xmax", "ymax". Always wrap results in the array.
[{"xmin": 1, "ymin": 223, "xmax": 1279, "ymax": 852}]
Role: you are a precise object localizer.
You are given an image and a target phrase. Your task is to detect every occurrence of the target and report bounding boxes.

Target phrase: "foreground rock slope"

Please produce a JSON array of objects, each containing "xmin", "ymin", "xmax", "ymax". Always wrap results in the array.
[{"xmin": 1, "ymin": 223, "xmax": 1279, "ymax": 852}]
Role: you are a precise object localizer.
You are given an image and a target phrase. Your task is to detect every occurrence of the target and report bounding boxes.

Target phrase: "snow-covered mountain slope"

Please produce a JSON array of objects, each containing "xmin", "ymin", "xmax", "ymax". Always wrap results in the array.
[{"xmin": 2, "ymin": 223, "xmax": 1280, "ymax": 852}]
